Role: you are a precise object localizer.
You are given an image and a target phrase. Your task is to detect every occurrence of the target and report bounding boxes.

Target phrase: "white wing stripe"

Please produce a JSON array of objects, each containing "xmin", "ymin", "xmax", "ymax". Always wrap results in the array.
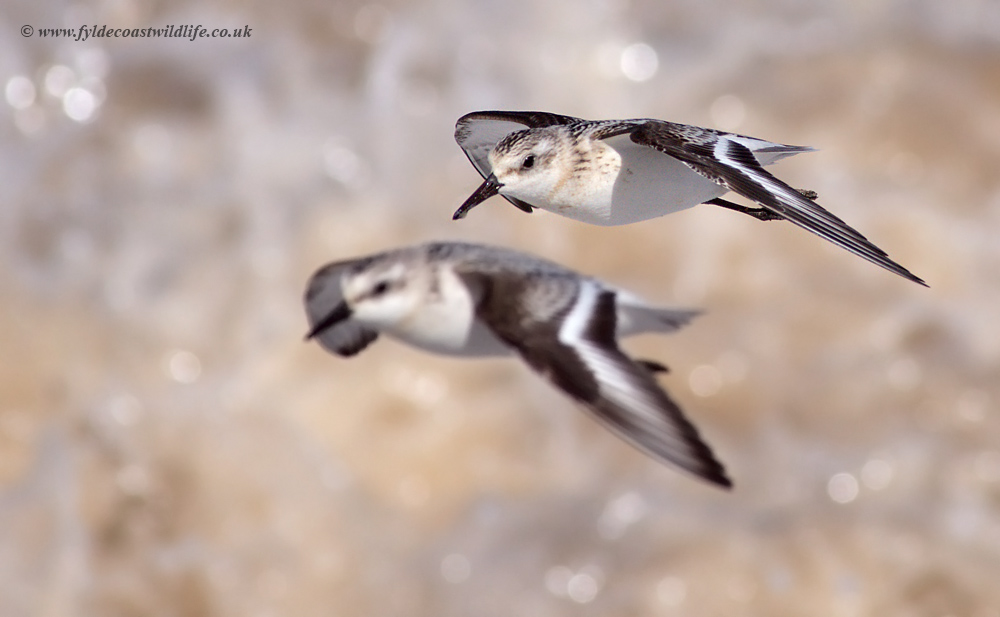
[
  {"xmin": 557, "ymin": 279, "xmax": 600, "ymax": 347},
  {"xmin": 571, "ymin": 338, "xmax": 695, "ymax": 456},
  {"xmin": 558, "ymin": 282, "xmax": 685, "ymax": 443},
  {"xmin": 713, "ymin": 137, "xmax": 879, "ymax": 248}
]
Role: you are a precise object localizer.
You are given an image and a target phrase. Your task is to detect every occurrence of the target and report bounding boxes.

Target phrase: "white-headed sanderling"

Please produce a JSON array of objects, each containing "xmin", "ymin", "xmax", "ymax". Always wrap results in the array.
[
  {"xmin": 304, "ymin": 241, "xmax": 730, "ymax": 488},
  {"xmin": 453, "ymin": 110, "xmax": 925, "ymax": 286}
]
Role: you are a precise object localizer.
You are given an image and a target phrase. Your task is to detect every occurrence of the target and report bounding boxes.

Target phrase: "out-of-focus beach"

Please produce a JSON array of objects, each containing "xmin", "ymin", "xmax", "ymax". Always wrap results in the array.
[{"xmin": 2, "ymin": 0, "xmax": 999, "ymax": 614}]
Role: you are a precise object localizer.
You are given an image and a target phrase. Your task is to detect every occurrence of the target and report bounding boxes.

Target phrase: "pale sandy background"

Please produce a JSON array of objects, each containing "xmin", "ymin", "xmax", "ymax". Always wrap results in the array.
[{"xmin": 2, "ymin": 0, "xmax": 1000, "ymax": 615}]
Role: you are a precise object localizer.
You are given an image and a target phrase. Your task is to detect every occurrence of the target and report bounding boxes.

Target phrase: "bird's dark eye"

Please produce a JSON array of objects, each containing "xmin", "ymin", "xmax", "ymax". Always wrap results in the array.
[
  {"xmin": 522, "ymin": 154, "xmax": 535, "ymax": 169},
  {"xmin": 372, "ymin": 281, "xmax": 390, "ymax": 296}
]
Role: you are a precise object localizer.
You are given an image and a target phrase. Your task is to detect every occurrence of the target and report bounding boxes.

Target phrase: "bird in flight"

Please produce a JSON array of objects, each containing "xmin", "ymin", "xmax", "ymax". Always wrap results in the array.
[
  {"xmin": 453, "ymin": 110, "xmax": 925, "ymax": 286},
  {"xmin": 304, "ymin": 241, "xmax": 730, "ymax": 488}
]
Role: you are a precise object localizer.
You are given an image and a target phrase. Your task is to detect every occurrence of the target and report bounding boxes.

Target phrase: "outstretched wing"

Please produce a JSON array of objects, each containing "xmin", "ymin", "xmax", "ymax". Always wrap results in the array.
[
  {"xmin": 303, "ymin": 260, "xmax": 378, "ymax": 356},
  {"xmin": 471, "ymin": 271, "xmax": 731, "ymax": 488},
  {"xmin": 455, "ymin": 111, "xmax": 581, "ymax": 214},
  {"xmin": 628, "ymin": 121, "xmax": 926, "ymax": 286}
]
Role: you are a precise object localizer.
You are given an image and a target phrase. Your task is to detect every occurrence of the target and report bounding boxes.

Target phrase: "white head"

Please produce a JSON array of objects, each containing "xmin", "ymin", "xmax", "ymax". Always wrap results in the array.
[
  {"xmin": 452, "ymin": 127, "xmax": 570, "ymax": 220},
  {"xmin": 341, "ymin": 258, "xmax": 428, "ymax": 328},
  {"xmin": 488, "ymin": 128, "xmax": 565, "ymax": 202}
]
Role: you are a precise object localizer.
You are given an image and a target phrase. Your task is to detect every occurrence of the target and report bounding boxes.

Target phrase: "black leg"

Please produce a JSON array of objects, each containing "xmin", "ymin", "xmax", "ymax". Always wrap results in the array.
[
  {"xmin": 636, "ymin": 359, "xmax": 669, "ymax": 374},
  {"xmin": 705, "ymin": 188, "xmax": 818, "ymax": 222},
  {"xmin": 705, "ymin": 198, "xmax": 784, "ymax": 222}
]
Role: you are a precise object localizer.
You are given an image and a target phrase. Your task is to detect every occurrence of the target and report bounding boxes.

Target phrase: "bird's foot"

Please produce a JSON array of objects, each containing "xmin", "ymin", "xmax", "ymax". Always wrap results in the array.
[
  {"xmin": 636, "ymin": 359, "xmax": 669, "ymax": 374},
  {"xmin": 705, "ymin": 198, "xmax": 784, "ymax": 222}
]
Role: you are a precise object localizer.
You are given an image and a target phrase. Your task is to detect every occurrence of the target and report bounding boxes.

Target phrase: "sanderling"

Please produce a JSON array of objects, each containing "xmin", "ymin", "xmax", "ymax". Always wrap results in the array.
[
  {"xmin": 304, "ymin": 241, "xmax": 730, "ymax": 488},
  {"xmin": 453, "ymin": 110, "xmax": 925, "ymax": 286}
]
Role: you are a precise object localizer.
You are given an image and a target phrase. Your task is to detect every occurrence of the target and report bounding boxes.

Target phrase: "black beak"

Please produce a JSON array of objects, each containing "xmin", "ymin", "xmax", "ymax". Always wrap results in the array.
[
  {"xmin": 453, "ymin": 174, "xmax": 502, "ymax": 220},
  {"xmin": 305, "ymin": 301, "xmax": 352, "ymax": 341}
]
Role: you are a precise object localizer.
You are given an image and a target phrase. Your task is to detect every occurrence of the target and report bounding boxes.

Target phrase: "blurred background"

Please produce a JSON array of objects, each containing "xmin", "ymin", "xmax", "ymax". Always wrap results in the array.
[{"xmin": 2, "ymin": 0, "xmax": 999, "ymax": 614}]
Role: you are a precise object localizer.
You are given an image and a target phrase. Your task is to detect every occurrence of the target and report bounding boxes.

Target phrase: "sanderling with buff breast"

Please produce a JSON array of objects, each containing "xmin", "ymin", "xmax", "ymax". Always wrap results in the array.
[{"xmin": 453, "ymin": 110, "xmax": 925, "ymax": 286}]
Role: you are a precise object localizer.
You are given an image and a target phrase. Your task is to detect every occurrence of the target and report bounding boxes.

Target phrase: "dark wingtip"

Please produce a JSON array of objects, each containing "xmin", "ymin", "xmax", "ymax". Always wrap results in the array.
[
  {"xmin": 893, "ymin": 266, "xmax": 928, "ymax": 287},
  {"xmin": 710, "ymin": 468, "xmax": 734, "ymax": 490},
  {"xmin": 694, "ymin": 453, "xmax": 732, "ymax": 489},
  {"xmin": 687, "ymin": 432, "xmax": 732, "ymax": 490}
]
